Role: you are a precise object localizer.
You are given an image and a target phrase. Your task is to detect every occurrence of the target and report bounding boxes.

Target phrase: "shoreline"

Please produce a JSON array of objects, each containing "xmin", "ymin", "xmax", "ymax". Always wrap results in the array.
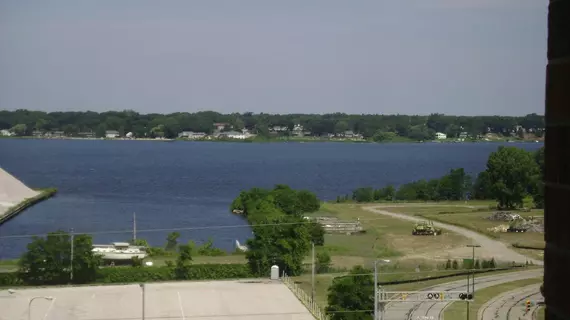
[
  {"xmin": 0, "ymin": 188, "xmax": 57, "ymax": 226},
  {"xmin": 0, "ymin": 136, "xmax": 543, "ymax": 144}
]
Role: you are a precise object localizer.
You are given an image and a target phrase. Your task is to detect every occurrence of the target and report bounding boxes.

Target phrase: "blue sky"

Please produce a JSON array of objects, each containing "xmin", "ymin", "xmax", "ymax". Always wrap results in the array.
[{"xmin": 0, "ymin": 0, "xmax": 547, "ymax": 115}]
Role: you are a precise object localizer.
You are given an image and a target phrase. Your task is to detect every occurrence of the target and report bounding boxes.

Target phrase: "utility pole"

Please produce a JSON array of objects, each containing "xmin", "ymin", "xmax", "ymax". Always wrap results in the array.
[
  {"xmin": 311, "ymin": 242, "xmax": 315, "ymax": 301},
  {"xmin": 140, "ymin": 283, "xmax": 146, "ymax": 320},
  {"xmin": 466, "ymin": 244, "xmax": 481, "ymax": 320},
  {"xmin": 133, "ymin": 212, "xmax": 137, "ymax": 242},
  {"xmin": 374, "ymin": 259, "xmax": 391, "ymax": 320},
  {"xmin": 70, "ymin": 228, "xmax": 74, "ymax": 282}
]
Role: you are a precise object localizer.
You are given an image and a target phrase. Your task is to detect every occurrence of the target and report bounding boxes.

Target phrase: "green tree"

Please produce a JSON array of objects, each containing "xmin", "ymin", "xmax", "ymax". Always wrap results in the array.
[
  {"xmin": 531, "ymin": 147, "xmax": 545, "ymax": 208},
  {"xmin": 452, "ymin": 260, "xmax": 459, "ymax": 269},
  {"xmin": 72, "ymin": 234, "xmax": 102, "ymax": 283},
  {"xmin": 326, "ymin": 265, "xmax": 374, "ymax": 320},
  {"xmin": 484, "ymin": 146, "xmax": 540, "ymax": 209},
  {"xmin": 309, "ymin": 222, "xmax": 325, "ymax": 246},
  {"xmin": 165, "ymin": 232, "xmax": 180, "ymax": 251},
  {"xmin": 10, "ymin": 123, "xmax": 27, "ymax": 136},
  {"xmin": 445, "ymin": 259, "xmax": 451, "ymax": 270},
  {"xmin": 352, "ymin": 187, "xmax": 374, "ymax": 202},
  {"xmin": 246, "ymin": 216, "xmax": 311, "ymax": 276},
  {"xmin": 316, "ymin": 251, "xmax": 332, "ymax": 273},
  {"xmin": 174, "ymin": 242, "xmax": 193, "ymax": 279},
  {"xmin": 18, "ymin": 230, "xmax": 101, "ymax": 285}
]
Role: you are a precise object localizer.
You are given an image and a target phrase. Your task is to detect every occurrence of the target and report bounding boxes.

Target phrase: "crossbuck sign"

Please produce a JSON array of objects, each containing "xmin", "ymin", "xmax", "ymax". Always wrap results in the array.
[{"xmin": 377, "ymin": 291, "xmax": 474, "ymax": 302}]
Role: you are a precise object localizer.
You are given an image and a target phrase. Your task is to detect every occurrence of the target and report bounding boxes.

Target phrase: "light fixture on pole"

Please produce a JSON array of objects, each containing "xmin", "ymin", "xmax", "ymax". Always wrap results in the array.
[
  {"xmin": 374, "ymin": 259, "xmax": 390, "ymax": 320},
  {"xmin": 28, "ymin": 296, "xmax": 53, "ymax": 320}
]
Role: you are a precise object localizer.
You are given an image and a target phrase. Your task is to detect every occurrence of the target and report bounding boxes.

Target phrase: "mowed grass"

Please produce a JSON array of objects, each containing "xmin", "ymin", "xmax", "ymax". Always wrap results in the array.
[
  {"xmin": 375, "ymin": 203, "xmax": 545, "ymax": 260},
  {"xmin": 536, "ymin": 306, "xmax": 545, "ymax": 320},
  {"xmin": 315, "ymin": 203, "xmax": 470, "ymax": 267},
  {"xmin": 443, "ymin": 277, "xmax": 542, "ymax": 320}
]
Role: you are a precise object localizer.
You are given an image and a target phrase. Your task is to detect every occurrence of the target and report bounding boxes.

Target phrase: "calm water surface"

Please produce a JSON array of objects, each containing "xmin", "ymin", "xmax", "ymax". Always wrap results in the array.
[{"xmin": 0, "ymin": 139, "xmax": 542, "ymax": 259}]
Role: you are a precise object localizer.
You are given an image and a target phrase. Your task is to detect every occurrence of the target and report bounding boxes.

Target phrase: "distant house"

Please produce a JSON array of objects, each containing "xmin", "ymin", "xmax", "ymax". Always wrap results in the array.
[
  {"xmin": 52, "ymin": 131, "xmax": 65, "ymax": 138},
  {"xmin": 435, "ymin": 132, "xmax": 447, "ymax": 140},
  {"xmin": 32, "ymin": 131, "xmax": 44, "ymax": 137},
  {"xmin": 213, "ymin": 123, "xmax": 229, "ymax": 132},
  {"xmin": 105, "ymin": 130, "xmax": 120, "ymax": 138},
  {"xmin": 78, "ymin": 131, "xmax": 96, "ymax": 138},
  {"xmin": 0, "ymin": 129, "xmax": 13, "ymax": 136},
  {"xmin": 459, "ymin": 132, "xmax": 469, "ymax": 140},
  {"xmin": 270, "ymin": 126, "xmax": 288, "ymax": 132},
  {"xmin": 178, "ymin": 131, "xmax": 207, "ymax": 140},
  {"xmin": 219, "ymin": 131, "xmax": 249, "ymax": 140},
  {"xmin": 292, "ymin": 124, "xmax": 304, "ymax": 136}
]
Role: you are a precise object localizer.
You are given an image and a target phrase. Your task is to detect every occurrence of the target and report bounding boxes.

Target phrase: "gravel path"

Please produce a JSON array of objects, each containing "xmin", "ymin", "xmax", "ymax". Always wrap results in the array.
[
  {"xmin": 363, "ymin": 205, "xmax": 543, "ymax": 266},
  {"xmin": 381, "ymin": 269, "xmax": 543, "ymax": 320},
  {"xmin": 478, "ymin": 283, "xmax": 542, "ymax": 320}
]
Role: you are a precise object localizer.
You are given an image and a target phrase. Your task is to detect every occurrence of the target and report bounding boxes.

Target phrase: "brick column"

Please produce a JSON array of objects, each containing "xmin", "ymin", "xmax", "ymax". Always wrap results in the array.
[{"xmin": 545, "ymin": 0, "xmax": 570, "ymax": 319}]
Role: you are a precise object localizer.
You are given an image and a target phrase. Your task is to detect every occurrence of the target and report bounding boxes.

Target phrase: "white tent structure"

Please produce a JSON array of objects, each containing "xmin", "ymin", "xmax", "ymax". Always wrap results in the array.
[{"xmin": 0, "ymin": 167, "xmax": 39, "ymax": 217}]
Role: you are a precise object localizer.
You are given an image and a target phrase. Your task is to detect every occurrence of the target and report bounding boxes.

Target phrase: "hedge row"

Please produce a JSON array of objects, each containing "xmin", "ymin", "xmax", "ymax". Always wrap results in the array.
[
  {"xmin": 377, "ymin": 266, "xmax": 524, "ymax": 286},
  {"xmin": 0, "ymin": 263, "xmax": 255, "ymax": 287}
]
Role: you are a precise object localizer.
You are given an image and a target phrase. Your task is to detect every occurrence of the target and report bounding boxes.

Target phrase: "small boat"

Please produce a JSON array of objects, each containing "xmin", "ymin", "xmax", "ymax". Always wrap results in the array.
[{"xmin": 92, "ymin": 242, "xmax": 147, "ymax": 260}]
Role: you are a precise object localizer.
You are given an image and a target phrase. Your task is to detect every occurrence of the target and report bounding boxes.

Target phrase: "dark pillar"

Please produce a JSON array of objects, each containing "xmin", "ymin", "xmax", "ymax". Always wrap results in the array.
[{"xmin": 545, "ymin": 0, "xmax": 570, "ymax": 319}]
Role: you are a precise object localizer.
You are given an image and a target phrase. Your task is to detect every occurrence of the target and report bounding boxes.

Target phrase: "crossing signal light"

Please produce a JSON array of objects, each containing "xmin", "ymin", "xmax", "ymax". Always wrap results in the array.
[
  {"xmin": 459, "ymin": 293, "xmax": 473, "ymax": 300},
  {"xmin": 526, "ymin": 300, "xmax": 531, "ymax": 312}
]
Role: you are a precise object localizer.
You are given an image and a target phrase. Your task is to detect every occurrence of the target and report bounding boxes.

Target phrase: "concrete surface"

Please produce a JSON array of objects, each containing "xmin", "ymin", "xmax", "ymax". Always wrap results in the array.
[
  {"xmin": 478, "ymin": 283, "xmax": 542, "ymax": 320},
  {"xmin": 364, "ymin": 205, "xmax": 543, "ymax": 266},
  {"xmin": 0, "ymin": 280, "xmax": 315, "ymax": 320},
  {"xmin": 0, "ymin": 167, "xmax": 39, "ymax": 217}
]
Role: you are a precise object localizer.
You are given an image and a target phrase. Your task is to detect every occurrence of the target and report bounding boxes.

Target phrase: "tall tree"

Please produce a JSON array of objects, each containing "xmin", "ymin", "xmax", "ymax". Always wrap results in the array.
[
  {"xmin": 484, "ymin": 146, "xmax": 540, "ymax": 209},
  {"xmin": 246, "ymin": 216, "xmax": 311, "ymax": 276}
]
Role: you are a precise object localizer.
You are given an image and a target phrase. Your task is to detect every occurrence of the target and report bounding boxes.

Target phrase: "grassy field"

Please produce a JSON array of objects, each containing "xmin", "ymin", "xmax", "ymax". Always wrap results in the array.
[
  {"xmin": 443, "ymin": 277, "xmax": 542, "ymax": 320},
  {"xmin": 376, "ymin": 202, "xmax": 545, "ymax": 260},
  {"xmin": 313, "ymin": 203, "xmax": 470, "ymax": 268},
  {"xmin": 536, "ymin": 306, "xmax": 545, "ymax": 320}
]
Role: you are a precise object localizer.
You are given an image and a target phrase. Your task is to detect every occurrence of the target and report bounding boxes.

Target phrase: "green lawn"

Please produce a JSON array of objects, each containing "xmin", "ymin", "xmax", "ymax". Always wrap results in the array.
[
  {"xmin": 443, "ymin": 277, "xmax": 542, "ymax": 320},
  {"xmin": 536, "ymin": 306, "xmax": 545, "ymax": 320},
  {"xmin": 379, "ymin": 203, "xmax": 545, "ymax": 261},
  {"xmin": 313, "ymin": 203, "xmax": 470, "ymax": 269}
]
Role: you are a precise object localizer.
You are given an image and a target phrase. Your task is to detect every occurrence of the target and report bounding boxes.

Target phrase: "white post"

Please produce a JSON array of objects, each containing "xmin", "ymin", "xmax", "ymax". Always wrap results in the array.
[
  {"xmin": 70, "ymin": 228, "xmax": 74, "ymax": 282},
  {"xmin": 374, "ymin": 261, "xmax": 378, "ymax": 320},
  {"xmin": 140, "ymin": 284, "xmax": 145, "ymax": 320},
  {"xmin": 311, "ymin": 242, "xmax": 315, "ymax": 301}
]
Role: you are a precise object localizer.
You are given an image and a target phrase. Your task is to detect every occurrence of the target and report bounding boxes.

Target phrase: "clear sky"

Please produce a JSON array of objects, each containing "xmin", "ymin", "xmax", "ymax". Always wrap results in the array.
[{"xmin": 0, "ymin": 0, "xmax": 547, "ymax": 116}]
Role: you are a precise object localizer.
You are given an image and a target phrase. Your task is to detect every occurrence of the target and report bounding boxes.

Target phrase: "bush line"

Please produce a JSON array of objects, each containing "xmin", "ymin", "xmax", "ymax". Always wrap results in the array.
[
  {"xmin": 512, "ymin": 243, "xmax": 545, "ymax": 251},
  {"xmin": 0, "ymin": 263, "xmax": 255, "ymax": 287},
  {"xmin": 376, "ymin": 266, "xmax": 525, "ymax": 286}
]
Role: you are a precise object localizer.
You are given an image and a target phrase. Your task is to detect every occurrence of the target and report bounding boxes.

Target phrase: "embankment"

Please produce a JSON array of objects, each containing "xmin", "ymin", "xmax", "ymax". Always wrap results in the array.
[{"xmin": 0, "ymin": 188, "xmax": 57, "ymax": 225}]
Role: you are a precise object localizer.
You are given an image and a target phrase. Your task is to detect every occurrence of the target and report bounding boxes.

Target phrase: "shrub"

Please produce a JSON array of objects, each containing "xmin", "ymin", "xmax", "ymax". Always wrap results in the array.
[
  {"xmin": 452, "ymin": 260, "xmax": 459, "ymax": 270},
  {"xmin": 0, "ymin": 272, "xmax": 22, "ymax": 286},
  {"xmin": 95, "ymin": 264, "xmax": 254, "ymax": 283},
  {"xmin": 316, "ymin": 252, "xmax": 332, "ymax": 274},
  {"xmin": 445, "ymin": 259, "xmax": 451, "ymax": 270}
]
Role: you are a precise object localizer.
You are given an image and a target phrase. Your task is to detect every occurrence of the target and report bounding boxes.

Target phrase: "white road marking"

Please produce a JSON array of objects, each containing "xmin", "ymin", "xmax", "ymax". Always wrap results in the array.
[
  {"xmin": 43, "ymin": 298, "xmax": 56, "ymax": 320},
  {"xmin": 177, "ymin": 291, "xmax": 186, "ymax": 320}
]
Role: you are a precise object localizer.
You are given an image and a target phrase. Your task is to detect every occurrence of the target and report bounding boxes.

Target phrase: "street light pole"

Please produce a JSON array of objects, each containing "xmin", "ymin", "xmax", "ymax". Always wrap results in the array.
[
  {"xmin": 140, "ymin": 283, "xmax": 146, "ymax": 320},
  {"xmin": 466, "ymin": 244, "xmax": 481, "ymax": 320},
  {"xmin": 373, "ymin": 259, "xmax": 390, "ymax": 320},
  {"xmin": 28, "ymin": 296, "xmax": 53, "ymax": 320}
]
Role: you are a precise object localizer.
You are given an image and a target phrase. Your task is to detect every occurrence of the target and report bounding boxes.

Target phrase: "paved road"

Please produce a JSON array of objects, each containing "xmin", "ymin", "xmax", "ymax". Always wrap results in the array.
[
  {"xmin": 364, "ymin": 205, "xmax": 543, "ymax": 266},
  {"xmin": 478, "ymin": 283, "xmax": 542, "ymax": 320},
  {"xmin": 381, "ymin": 268, "xmax": 543, "ymax": 320}
]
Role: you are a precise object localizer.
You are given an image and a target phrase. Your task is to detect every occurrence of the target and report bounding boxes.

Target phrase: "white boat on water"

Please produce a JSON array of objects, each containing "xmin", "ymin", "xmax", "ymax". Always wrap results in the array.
[{"xmin": 92, "ymin": 242, "xmax": 147, "ymax": 260}]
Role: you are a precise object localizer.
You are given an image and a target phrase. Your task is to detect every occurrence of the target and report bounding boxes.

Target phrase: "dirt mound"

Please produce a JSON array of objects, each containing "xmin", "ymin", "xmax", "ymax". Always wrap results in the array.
[{"xmin": 487, "ymin": 211, "xmax": 522, "ymax": 221}]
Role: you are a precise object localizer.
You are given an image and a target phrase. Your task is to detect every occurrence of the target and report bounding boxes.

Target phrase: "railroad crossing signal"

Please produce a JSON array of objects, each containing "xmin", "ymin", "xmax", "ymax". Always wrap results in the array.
[
  {"xmin": 378, "ymin": 291, "xmax": 474, "ymax": 302},
  {"xmin": 526, "ymin": 300, "xmax": 531, "ymax": 313}
]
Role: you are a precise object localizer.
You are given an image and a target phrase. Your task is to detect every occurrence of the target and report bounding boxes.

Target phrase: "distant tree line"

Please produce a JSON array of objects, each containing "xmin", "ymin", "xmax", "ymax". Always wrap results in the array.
[
  {"xmin": 345, "ymin": 146, "xmax": 545, "ymax": 210},
  {"xmin": 0, "ymin": 109, "xmax": 544, "ymax": 140}
]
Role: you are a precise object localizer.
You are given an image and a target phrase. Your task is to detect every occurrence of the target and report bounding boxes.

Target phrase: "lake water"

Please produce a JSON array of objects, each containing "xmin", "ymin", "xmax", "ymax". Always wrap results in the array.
[{"xmin": 0, "ymin": 139, "xmax": 542, "ymax": 259}]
